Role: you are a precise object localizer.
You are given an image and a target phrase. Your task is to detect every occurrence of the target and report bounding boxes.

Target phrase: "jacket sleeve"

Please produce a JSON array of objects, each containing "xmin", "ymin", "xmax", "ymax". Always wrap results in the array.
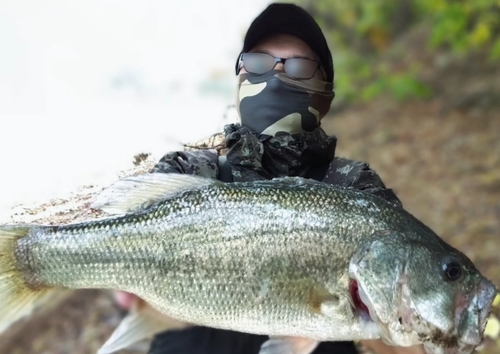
[
  {"xmin": 323, "ymin": 157, "xmax": 403, "ymax": 208},
  {"xmin": 148, "ymin": 326, "xmax": 358, "ymax": 354},
  {"xmin": 151, "ymin": 149, "xmax": 219, "ymax": 179},
  {"xmin": 148, "ymin": 326, "xmax": 268, "ymax": 354}
]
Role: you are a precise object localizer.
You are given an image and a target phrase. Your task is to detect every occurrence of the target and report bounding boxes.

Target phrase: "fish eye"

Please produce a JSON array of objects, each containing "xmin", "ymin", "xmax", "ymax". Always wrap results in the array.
[{"xmin": 442, "ymin": 260, "xmax": 462, "ymax": 281}]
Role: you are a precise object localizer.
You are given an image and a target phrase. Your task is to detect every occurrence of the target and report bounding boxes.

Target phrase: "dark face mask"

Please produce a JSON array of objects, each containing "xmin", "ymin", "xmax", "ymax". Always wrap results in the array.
[{"xmin": 236, "ymin": 70, "xmax": 335, "ymax": 137}]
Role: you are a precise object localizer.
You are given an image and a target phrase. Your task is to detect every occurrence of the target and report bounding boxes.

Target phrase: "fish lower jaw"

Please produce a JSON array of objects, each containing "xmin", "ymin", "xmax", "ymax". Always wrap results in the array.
[{"xmin": 359, "ymin": 318, "xmax": 381, "ymax": 337}]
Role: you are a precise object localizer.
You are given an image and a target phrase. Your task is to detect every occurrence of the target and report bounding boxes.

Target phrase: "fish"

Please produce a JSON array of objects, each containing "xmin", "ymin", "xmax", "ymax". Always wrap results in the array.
[{"xmin": 0, "ymin": 173, "xmax": 496, "ymax": 354}]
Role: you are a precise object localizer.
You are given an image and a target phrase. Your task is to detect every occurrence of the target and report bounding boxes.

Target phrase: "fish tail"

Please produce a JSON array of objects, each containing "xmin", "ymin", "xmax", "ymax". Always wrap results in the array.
[{"xmin": 0, "ymin": 225, "xmax": 54, "ymax": 334}]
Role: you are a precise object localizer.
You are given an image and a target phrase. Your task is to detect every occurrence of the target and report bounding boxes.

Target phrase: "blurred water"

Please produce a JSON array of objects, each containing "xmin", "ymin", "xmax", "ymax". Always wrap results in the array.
[{"xmin": 0, "ymin": 0, "xmax": 270, "ymax": 216}]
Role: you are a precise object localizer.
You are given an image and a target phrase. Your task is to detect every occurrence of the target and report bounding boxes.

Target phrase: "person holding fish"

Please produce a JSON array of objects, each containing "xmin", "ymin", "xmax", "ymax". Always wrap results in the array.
[
  {"xmin": 118, "ymin": 3, "xmax": 425, "ymax": 354},
  {"xmin": 0, "ymin": 3, "xmax": 495, "ymax": 354}
]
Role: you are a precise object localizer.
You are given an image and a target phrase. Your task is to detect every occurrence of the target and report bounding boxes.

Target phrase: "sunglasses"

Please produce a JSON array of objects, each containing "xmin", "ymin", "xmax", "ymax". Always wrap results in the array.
[{"xmin": 236, "ymin": 52, "xmax": 324, "ymax": 80}]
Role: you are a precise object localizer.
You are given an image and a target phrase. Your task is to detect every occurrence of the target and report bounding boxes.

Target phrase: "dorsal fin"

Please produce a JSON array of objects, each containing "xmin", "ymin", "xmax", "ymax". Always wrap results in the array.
[
  {"xmin": 270, "ymin": 176, "xmax": 324, "ymax": 186},
  {"xmin": 91, "ymin": 173, "xmax": 216, "ymax": 215}
]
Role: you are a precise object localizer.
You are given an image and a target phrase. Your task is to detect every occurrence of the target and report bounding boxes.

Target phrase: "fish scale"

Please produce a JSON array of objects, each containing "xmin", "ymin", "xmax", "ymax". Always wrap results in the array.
[{"xmin": 18, "ymin": 182, "xmax": 379, "ymax": 334}]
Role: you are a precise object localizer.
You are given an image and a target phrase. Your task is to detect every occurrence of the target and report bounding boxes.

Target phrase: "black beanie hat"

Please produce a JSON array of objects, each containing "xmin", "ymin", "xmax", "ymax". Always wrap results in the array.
[{"xmin": 235, "ymin": 3, "xmax": 334, "ymax": 83}]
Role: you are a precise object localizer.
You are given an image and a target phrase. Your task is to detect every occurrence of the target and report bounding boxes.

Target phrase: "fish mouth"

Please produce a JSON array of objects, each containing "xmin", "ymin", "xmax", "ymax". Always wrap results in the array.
[{"xmin": 349, "ymin": 278, "xmax": 376, "ymax": 324}]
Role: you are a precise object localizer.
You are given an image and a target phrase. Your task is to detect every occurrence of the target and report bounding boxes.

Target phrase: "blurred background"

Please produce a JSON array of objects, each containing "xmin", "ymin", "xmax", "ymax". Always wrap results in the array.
[
  {"xmin": 0, "ymin": 0, "xmax": 499, "ymax": 353},
  {"xmin": 0, "ymin": 0, "xmax": 268, "ymax": 216}
]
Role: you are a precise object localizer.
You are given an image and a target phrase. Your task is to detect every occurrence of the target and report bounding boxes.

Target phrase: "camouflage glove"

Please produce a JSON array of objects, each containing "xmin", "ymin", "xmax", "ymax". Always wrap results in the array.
[
  {"xmin": 323, "ymin": 157, "xmax": 403, "ymax": 208},
  {"xmin": 151, "ymin": 150, "xmax": 219, "ymax": 179}
]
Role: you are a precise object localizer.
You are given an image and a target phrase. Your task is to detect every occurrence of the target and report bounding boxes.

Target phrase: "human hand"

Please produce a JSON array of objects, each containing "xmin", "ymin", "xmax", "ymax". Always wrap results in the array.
[{"xmin": 113, "ymin": 290, "xmax": 139, "ymax": 310}]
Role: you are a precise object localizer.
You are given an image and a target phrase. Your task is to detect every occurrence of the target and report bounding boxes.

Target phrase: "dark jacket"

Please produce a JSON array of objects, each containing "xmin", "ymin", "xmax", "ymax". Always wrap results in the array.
[{"xmin": 147, "ymin": 124, "xmax": 401, "ymax": 354}]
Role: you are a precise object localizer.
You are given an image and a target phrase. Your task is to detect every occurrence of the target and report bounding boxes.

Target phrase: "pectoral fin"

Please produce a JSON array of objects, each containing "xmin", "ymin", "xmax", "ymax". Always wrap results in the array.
[
  {"xmin": 98, "ymin": 298, "xmax": 191, "ymax": 354},
  {"xmin": 258, "ymin": 336, "xmax": 319, "ymax": 354}
]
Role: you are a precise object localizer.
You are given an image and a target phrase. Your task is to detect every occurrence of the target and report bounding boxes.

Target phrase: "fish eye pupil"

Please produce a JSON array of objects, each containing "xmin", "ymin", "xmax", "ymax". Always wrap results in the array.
[{"xmin": 443, "ymin": 261, "xmax": 462, "ymax": 281}]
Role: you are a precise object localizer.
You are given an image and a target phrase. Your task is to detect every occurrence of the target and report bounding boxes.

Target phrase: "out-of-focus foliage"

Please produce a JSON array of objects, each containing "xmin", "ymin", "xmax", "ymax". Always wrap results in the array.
[
  {"xmin": 291, "ymin": 0, "xmax": 500, "ymax": 102},
  {"xmin": 421, "ymin": 0, "xmax": 500, "ymax": 55}
]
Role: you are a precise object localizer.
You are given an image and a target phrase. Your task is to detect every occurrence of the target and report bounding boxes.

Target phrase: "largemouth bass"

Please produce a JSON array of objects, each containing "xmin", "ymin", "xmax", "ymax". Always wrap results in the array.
[{"xmin": 0, "ymin": 174, "xmax": 496, "ymax": 354}]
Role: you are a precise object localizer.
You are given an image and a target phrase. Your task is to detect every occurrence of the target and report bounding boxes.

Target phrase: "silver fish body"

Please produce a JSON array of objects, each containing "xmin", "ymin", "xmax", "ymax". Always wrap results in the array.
[{"xmin": 0, "ymin": 174, "xmax": 496, "ymax": 354}]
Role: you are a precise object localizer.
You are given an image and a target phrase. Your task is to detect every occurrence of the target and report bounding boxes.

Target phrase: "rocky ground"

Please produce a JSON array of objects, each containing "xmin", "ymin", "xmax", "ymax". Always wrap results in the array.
[{"xmin": 0, "ymin": 31, "xmax": 499, "ymax": 354}]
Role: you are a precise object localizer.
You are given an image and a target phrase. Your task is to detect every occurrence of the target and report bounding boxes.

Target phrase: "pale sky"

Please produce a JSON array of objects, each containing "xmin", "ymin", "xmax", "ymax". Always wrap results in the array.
[{"xmin": 0, "ymin": 0, "xmax": 271, "ymax": 217}]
